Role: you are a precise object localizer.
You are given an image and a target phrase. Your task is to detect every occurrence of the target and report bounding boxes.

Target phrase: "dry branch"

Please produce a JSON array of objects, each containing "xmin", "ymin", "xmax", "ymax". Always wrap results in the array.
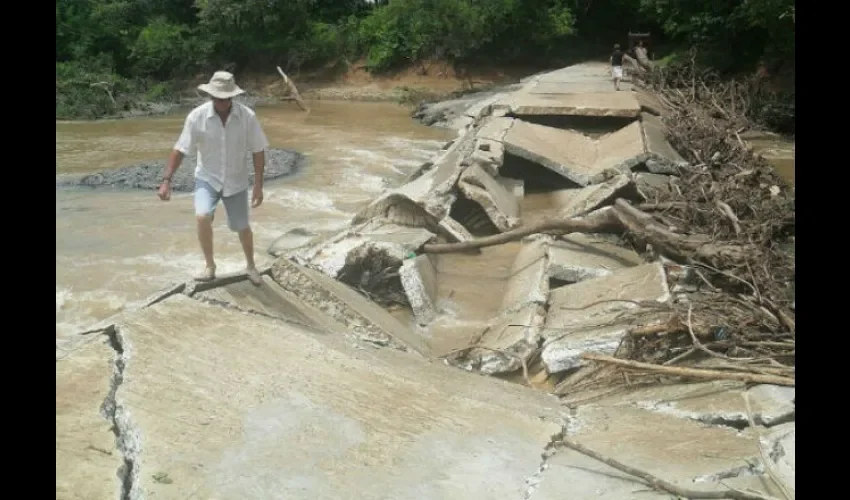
[
  {"xmin": 559, "ymin": 437, "xmax": 781, "ymax": 500},
  {"xmin": 581, "ymin": 353, "xmax": 795, "ymax": 386},
  {"xmin": 276, "ymin": 66, "xmax": 309, "ymax": 111}
]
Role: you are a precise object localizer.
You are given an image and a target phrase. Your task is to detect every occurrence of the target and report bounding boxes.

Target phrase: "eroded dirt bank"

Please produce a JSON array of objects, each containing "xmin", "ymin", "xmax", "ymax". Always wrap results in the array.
[{"xmin": 57, "ymin": 62, "xmax": 794, "ymax": 500}]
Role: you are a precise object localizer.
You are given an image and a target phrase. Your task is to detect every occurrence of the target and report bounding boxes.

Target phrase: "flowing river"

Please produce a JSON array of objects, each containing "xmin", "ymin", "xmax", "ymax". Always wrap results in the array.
[{"xmin": 56, "ymin": 100, "xmax": 452, "ymax": 338}]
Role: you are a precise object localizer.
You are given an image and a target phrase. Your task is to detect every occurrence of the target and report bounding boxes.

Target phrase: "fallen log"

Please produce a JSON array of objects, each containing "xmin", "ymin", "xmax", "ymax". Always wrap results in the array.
[
  {"xmin": 275, "ymin": 66, "xmax": 309, "ymax": 111},
  {"xmin": 422, "ymin": 208, "xmax": 621, "ymax": 254},
  {"xmin": 581, "ymin": 352, "xmax": 795, "ymax": 386}
]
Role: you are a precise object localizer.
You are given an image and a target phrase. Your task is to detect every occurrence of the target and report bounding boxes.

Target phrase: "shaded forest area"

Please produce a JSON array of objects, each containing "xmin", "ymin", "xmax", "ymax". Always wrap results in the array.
[{"xmin": 56, "ymin": 0, "xmax": 795, "ymax": 129}]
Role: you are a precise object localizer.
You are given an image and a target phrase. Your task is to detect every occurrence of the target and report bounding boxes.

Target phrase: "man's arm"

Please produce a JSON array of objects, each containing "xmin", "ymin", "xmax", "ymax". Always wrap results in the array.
[
  {"xmin": 252, "ymin": 150, "xmax": 265, "ymax": 185},
  {"xmin": 164, "ymin": 114, "xmax": 196, "ymax": 182},
  {"xmin": 248, "ymin": 114, "xmax": 270, "ymax": 206},
  {"xmin": 163, "ymin": 149, "xmax": 184, "ymax": 183}
]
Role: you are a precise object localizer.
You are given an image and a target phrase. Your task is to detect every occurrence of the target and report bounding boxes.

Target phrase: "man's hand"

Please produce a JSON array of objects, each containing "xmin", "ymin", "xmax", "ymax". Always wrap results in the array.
[
  {"xmin": 158, "ymin": 181, "xmax": 171, "ymax": 201},
  {"xmin": 252, "ymin": 184, "xmax": 264, "ymax": 208}
]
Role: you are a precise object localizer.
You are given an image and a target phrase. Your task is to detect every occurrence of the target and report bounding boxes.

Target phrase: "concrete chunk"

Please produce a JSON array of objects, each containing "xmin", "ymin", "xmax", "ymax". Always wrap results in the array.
[
  {"xmin": 290, "ymin": 220, "xmax": 435, "ymax": 279},
  {"xmin": 453, "ymin": 302, "xmax": 547, "ymax": 375},
  {"xmin": 437, "ymin": 215, "xmax": 474, "ymax": 243},
  {"xmin": 529, "ymin": 81, "xmax": 627, "ymax": 94},
  {"xmin": 548, "ymin": 233, "xmax": 644, "ymax": 283},
  {"xmin": 457, "ymin": 163, "xmax": 520, "ymax": 232},
  {"xmin": 556, "ymin": 175, "xmax": 637, "ymax": 218},
  {"xmin": 400, "ymin": 254, "xmax": 439, "ymax": 326},
  {"xmin": 641, "ymin": 112, "xmax": 686, "ymax": 173},
  {"xmin": 271, "ymin": 258, "xmax": 430, "ymax": 355},
  {"xmin": 114, "ymin": 295, "xmax": 564, "ymax": 500},
  {"xmin": 503, "ymin": 120, "xmax": 645, "ymax": 186},
  {"xmin": 56, "ymin": 334, "xmax": 123, "ymax": 500},
  {"xmin": 541, "ymin": 263, "xmax": 671, "ymax": 373},
  {"xmin": 500, "ymin": 239, "xmax": 549, "ymax": 313}
]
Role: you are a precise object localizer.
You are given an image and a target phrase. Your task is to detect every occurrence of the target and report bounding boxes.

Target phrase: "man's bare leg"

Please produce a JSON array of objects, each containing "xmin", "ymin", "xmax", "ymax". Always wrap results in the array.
[
  {"xmin": 238, "ymin": 227, "xmax": 255, "ymax": 269},
  {"xmin": 197, "ymin": 215, "xmax": 216, "ymax": 278}
]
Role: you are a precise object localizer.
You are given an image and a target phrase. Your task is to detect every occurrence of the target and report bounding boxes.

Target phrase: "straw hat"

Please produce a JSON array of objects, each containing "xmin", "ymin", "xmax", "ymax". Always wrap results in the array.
[{"xmin": 197, "ymin": 71, "xmax": 245, "ymax": 99}]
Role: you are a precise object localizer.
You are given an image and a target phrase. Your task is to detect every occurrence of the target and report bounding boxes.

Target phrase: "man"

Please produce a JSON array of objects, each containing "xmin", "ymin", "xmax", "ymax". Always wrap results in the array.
[
  {"xmin": 157, "ymin": 71, "xmax": 269, "ymax": 286},
  {"xmin": 610, "ymin": 43, "xmax": 625, "ymax": 91}
]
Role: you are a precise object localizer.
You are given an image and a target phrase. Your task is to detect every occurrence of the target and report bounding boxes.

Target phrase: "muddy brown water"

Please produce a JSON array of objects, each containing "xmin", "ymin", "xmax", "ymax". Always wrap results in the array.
[
  {"xmin": 56, "ymin": 100, "xmax": 796, "ymax": 339},
  {"xmin": 56, "ymin": 101, "xmax": 452, "ymax": 338}
]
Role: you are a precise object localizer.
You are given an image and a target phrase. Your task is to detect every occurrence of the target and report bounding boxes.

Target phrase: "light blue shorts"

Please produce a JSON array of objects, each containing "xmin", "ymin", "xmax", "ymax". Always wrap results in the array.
[{"xmin": 194, "ymin": 179, "xmax": 250, "ymax": 232}]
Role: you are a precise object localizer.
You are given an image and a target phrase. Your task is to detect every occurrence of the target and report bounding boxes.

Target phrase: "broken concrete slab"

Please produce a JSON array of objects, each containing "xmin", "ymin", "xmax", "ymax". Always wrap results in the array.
[
  {"xmin": 195, "ymin": 276, "xmax": 345, "ymax": 334},
  {"xmin": 503, "ymin": 120, "xmax": 645, "ymax": 186},
  {"xmin": 112, "ymin": 294, "xmax": 565, "ymax": 500},
  {"xmin": 556, "ymin": 174, "xmax": 638, "ymax": 219},
  {"xmin": 475, "ymin": 116, "xmax": 514, "ymax": 142},
  {"xmin": 470, "ymin": 138, "xmax": 504, "ymax": 178},
  {"xmin": 289, "ymin": 219, "xmax": 435, "ymax": 279},
  {"xmin": 353, "ymin": 127, "xmax": 477, "ymax": 227},
  {"xmin": 500, "ymin": 239, "xmax": 549, "ymax": 313},
  {"xmin": 635, "ymin": 91, "xmax": 669, "ymax": 116},
  {"xmin": 529, "ymin": 81, "xmax": 626, "ymax": 94},
  {"xmin": 548, "ymin": 233, "xmax": 644, "ymax": 283},
  {"xmin": 56, "ymin": 333, "xmax": 123, "ymax": 500},
  {"xmin": 541, "ymin": 262, "xmax": 671, "ymax": 373},
  {"xmin": 584, "ymin": 380, "xmax": 795, "ymax": 429},
  {"xmin": 436, "ymin": 215, "xmax": 474, "ymax": 243},
  {"xmin": 503, "ymin": 91, "xmax": 641, "ymax": 118},
  {"xmin": 641, "ymin": 112, "xmax": 687, "ymax": 173},
  {"xmin": 762, "ymin": 422, "xmax": 795, "ymax": 493},
  {"xmin": 271, "ymin": 258, "xmax": 430, "ymax": 355},
  {"xmin": 634, "ymin": 172, "xmax": 677, "ymax": 195},
  {"xmin": 448, "ymin": 302, "xmax": 547, "ymax": 375},
  {"xmin": 457, "ymin": 163, "xmax": 520, "ymax": 232},
  {"xmin": 533, "ymin": 404, "xmax": 766, "ymax": 500},
  {"xmin": 399, "ymin": 254, "xmax": 440, "ymax": 326}
]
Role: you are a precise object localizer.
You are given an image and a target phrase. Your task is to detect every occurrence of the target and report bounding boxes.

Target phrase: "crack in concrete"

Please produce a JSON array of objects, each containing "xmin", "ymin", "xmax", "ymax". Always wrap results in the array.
[
  {"xmin": 100, "ymin": 326, "xmax": 141, "ymax": 500},
  {"xmin": 523, "ymin": 423, "xmax": 567, "ymax": 499}
]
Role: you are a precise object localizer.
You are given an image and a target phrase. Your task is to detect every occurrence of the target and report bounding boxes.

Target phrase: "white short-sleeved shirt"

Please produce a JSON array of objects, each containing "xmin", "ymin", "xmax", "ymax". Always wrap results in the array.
[{"xmin": 174, "ymin": 101, "xmax": 270, "ymax": 197}]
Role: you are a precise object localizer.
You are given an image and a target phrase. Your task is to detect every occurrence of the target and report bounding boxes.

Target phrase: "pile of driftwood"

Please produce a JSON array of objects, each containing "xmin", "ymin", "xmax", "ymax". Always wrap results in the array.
[{"xmin": 423, "ymin": 60, "xmax": 795, "ymax": 392}]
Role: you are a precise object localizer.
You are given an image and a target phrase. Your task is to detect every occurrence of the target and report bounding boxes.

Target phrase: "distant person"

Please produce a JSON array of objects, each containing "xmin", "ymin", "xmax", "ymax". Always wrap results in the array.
[
  {"xmin": 610, "ymin": 43, "xmax": 624, "ymax": 91},
  {"xmin": 157, "ymin": 71, "xmax": 269, "ymax": 286},
  {"xmin": 635, "ymin": 41, "xmax": 648, "ymax": 61}
]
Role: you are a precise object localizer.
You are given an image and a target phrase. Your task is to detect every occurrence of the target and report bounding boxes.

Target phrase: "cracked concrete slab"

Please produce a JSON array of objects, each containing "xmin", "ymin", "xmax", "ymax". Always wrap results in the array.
[
  {"xmin": 529, "ymin": 81, "xmax": 629, "ymax": 94},
  {"xmin": 548, "ymin": 233, "xmax": 644, "ymax": 283},
  {"xmin": 762, "ymin": 422, "xmax": 795, "ymax": 493},
  {"xmin": 271, "ymin": 258, "xmax": 430, "ymax": 355},
  {"xmin": 501, "ymin": 239, "xmax": 549, "ymax": 313},
  {"xmin": 503, "ymin": 91, "xmax": 641, "ymax": 118},
  {"xmin": 195, "ymin": 276, "xmax": 344, "ymax": 333},
  {"xmin": 112, "ymin": 294, "xmax": 564, "ymax": 500},
  {"xmin": 503, "ymin": 120, "xmax": 645, "ymax": 186},
  {"xmin": 452, "ymin": 302, "xmax": 547, "ymax": 375},
  {"xmin": 555, "ymin": 174, "xmax": 638, "ymax": 218},
  {"xmin": 56, "ymin": 333, "xmax": 123, "ymax": 500},
  {"xmin": 541, "ymin": 262, "xmax": 671, "ymax": 373},
  {"xmin": 399, "ymin": 254, "xmax": 439, "ymax": 326},
  {"xmin": 641, "ymin": 112, "xmax": 687, "ymax": 173},
  {"xmin": 475, "ymin": 116, "xmax": 515, "ymax": 142},
  {"xmin": 457, "ymin": 163, "xmax": 520, "ymax": 232},
  {"xmin": 533, "ymin": 404, "xmax": 766, "ymax": 500},
  {"xmin": 290, "ymin": 219, "xmax": 435, "ymax": 279},
  {"xmin": 580, "ymin": 381, "xmax": 796, "ymax": 429}
]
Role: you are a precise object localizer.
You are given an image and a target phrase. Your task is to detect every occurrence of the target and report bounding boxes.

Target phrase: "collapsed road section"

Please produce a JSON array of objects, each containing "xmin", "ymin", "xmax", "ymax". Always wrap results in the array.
[{"xmin": 57, "ymin": 62, "xmax": 794, "ymax": 500}]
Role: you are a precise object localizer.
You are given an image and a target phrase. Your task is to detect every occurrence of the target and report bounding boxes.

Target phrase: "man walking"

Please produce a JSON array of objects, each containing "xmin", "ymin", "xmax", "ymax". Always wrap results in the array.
[
  {"xmin": 610, "ymin": 43, "xmax": 625, "ymax": 91},
  {"xmin": 157, "ymin": 71, "xmax": 269, "ymax": 286}
]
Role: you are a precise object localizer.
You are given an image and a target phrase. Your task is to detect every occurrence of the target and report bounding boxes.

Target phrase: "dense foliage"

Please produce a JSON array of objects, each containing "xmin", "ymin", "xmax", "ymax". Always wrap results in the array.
[{"xmin": 56, "ymin": 0, "xmax": 795, "ymax": 120}]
